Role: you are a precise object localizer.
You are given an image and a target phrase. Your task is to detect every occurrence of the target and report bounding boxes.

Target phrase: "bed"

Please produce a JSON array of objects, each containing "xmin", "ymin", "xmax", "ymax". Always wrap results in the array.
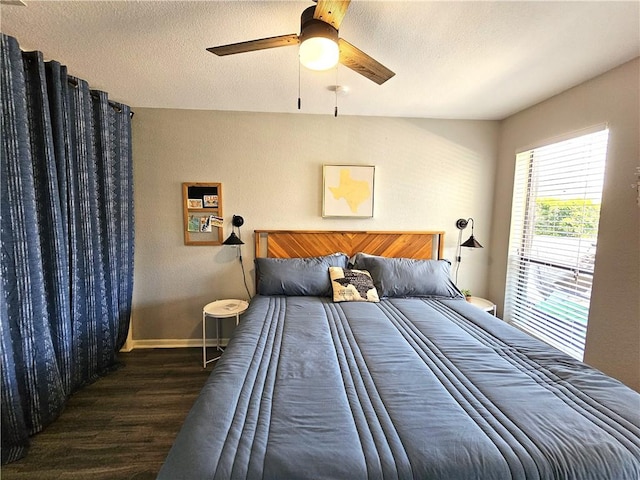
[{"xmin": 159, "ymin": 230, "xmax": 640, "ymax": 479}]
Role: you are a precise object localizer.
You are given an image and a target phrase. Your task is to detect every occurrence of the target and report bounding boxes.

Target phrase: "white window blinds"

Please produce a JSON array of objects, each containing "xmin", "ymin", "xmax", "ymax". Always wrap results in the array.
[{"xmin": 504, "ymin": 128, "xmax": 608, "ymax": 360}]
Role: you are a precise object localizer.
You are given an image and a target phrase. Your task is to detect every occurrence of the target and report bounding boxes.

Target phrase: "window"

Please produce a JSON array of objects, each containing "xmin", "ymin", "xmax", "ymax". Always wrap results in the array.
[{"xmin": 505, "ymin": 128, "xmax": 608, "ymax": 360}]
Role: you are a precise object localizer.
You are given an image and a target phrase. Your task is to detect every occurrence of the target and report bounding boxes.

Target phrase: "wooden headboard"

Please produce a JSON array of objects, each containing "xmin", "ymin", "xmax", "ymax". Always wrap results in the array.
[{"xmin": 254, "ymin": 230, "xmax": 445, "ymax": 260}]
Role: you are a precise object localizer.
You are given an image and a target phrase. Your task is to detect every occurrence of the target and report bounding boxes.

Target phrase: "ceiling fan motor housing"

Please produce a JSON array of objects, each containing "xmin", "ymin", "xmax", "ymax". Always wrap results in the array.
[{"xmin": 300, "ymin": 6, "xmax": 339, "ymax": 43}]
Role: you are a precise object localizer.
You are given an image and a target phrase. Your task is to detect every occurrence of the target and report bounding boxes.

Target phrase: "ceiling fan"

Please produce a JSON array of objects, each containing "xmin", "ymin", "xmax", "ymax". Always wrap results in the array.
[{"xmin": 207, "ymin": 0, "xmax": 395, "ymax": 85}]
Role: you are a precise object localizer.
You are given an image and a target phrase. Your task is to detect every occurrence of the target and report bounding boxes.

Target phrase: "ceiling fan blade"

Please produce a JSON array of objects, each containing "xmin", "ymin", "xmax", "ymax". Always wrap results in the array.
[
  {"xmin": 313, "ymin": 0, "xmax": 351, "ymax": 30},
  {"xmin": 338, "ymin": 38, "xmax": 395, "ymax": 85},
  {"xmin": 207, "ymin": 34, "xmax": 299, "ymax": 56}
]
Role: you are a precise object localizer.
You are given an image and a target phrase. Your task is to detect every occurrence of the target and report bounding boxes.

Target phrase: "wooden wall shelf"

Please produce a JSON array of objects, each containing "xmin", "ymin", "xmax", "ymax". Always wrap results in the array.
[{"xmin": 182, "ymin": 182, "xmax": 223, "ymax": 245}]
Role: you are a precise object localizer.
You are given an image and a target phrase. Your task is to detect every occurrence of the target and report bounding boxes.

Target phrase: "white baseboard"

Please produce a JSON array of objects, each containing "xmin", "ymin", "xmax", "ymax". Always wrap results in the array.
[{"xmin": 120, "ymin": 338, "xmax": 231, "ymax": 352}]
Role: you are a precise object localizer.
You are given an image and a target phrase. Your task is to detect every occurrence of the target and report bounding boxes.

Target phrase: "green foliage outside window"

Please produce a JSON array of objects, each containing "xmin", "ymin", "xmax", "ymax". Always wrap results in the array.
[{"xmin": 534, "ymin": 198, "xmax": 600, "ymax": 237}]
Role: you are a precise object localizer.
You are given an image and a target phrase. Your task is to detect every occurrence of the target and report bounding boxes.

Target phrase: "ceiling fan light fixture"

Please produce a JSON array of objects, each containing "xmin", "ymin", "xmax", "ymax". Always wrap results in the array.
[
  {"xmin": 299, "ymin": 8, "xmax": 340, "ymax": 71},
  {"xmin": 299, "ymin": 36, "xmax": 339, "ymax": 70}
]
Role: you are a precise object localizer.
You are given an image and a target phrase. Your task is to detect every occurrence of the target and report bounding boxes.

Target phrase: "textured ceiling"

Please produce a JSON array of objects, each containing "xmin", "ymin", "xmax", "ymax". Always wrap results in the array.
[{"xmin": 1, "ymin": 1, "xmax": 639, "ymax": 120}]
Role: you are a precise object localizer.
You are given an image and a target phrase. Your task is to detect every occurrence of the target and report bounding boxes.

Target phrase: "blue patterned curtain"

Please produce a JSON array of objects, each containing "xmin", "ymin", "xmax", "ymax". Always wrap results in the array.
[{"xmin": 0, "ymin": 34, "xmax": 134, "ymax": 464}]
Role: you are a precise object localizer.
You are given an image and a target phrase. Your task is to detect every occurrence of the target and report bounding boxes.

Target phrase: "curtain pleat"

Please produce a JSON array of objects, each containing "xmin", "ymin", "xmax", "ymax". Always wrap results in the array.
[
  {"xmin": 113, "ymin": 102, "xmax": 134, "ymax": 350},
  {"xmin": 0, "ymin": 33, "xmax": 134, "ymax": 464}
]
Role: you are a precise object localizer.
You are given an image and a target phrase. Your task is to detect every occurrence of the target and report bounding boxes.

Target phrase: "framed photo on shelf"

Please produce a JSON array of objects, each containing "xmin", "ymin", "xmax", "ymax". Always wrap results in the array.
[
  {"xmin": 203, "ymin": 194, "xmax": 218, "ymax": 208},
  {"xmin": 187, "ymin": 215, "xmax": 200, "ymax": 232},
  {"xmin": 323, "ymin": 165, "xmax": 375, "ymax": 218},
  {"xmin": 200, "ymin": 216, "xmax": 212, "ymax": 232},
  {"xmin": 187, "ymin": 198, "xmax": 203, "ymax": 209}
]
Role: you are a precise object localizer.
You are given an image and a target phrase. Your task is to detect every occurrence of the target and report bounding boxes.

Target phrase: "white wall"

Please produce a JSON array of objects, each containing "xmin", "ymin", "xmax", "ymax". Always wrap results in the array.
[
  {"xmin": 131, "ymin": 111, "xmax": 498, "ymax": 343},
  {"xmin": 489, "ymin": 58, "xmax": 639, "ymax": 390}
]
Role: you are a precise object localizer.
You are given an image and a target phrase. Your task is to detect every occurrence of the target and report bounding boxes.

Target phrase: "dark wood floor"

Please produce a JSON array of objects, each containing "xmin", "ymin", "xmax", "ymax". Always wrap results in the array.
[{"xmin": 2, "ymin": 348, "xmax": 215, "ymax": 480}]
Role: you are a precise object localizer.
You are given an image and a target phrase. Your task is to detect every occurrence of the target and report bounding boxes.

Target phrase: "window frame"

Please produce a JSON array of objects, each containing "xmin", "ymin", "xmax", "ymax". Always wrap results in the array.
[{"xmin": 504, "ymin": 126, "xmax": 609, "ymax": 360}]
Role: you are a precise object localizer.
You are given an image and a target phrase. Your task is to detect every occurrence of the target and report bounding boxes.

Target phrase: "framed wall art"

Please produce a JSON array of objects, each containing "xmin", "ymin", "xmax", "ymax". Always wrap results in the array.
[{"xmin": 322, "ymin": 165, "xmax": 375, "ymax": 218}]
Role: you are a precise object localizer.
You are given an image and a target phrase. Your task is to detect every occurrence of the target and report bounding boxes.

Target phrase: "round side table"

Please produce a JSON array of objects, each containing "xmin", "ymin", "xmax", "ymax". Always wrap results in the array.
[
  {"xmin": 202, "ymin": 299, "xmax": 249, "ymax": 368},
  {"xmin": 467, "ymin": 296, "xmax": 497, "ymax": 316}
]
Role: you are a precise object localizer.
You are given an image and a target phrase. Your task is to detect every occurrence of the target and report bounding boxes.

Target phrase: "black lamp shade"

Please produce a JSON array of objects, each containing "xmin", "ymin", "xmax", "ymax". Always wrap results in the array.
[
  {"xmin": 461, "ymin": 234, "xmax": 483, "ymax": 248},
  {"xmin": 222, "ymin": 232, "xmax": 244, "ymax": 245}
]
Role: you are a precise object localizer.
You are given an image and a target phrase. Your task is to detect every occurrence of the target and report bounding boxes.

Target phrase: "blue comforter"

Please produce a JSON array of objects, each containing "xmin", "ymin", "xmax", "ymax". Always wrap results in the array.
[{"xmin": 159, "ymin": 296, "xmax": 640, "ymax": 479}]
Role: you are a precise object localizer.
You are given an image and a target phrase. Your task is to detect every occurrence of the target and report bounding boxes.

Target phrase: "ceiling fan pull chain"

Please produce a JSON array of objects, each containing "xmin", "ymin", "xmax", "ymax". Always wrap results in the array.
[
  {"xmin": 334, "ymin": 64, "xmax": 339, "ymax": 117},
  {"xmin": 298, "ymin": 58, "xmax": 302, "ymax": 110}
]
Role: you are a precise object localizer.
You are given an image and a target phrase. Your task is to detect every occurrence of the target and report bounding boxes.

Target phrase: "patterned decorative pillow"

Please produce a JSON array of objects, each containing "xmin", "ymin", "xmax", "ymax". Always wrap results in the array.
[{"xmin": 329, "ymin": 267, "xmax": 380, "ymax": 303}]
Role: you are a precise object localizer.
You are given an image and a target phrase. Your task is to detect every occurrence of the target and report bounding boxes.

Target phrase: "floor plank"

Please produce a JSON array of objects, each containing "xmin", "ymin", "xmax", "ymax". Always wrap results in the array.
[{"xmin": 2, "ymin": 348, "xmax": 215, "ymax": 480}]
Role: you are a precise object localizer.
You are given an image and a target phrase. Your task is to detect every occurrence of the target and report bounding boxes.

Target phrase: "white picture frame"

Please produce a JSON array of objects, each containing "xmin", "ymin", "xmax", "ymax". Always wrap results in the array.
[{"xmin": 322, "ymin": 165, "xmax": 375, "ymax": 218}]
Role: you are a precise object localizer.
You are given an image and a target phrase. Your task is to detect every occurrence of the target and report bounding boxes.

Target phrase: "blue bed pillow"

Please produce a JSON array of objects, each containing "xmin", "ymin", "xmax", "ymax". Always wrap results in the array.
[
  {"xmin": 351, "ymin": 253, "xmax": 463, "ymax": 299},
  {"xmin": 255, "ymin": 253, "xmax": 349, "ymax": 296}
]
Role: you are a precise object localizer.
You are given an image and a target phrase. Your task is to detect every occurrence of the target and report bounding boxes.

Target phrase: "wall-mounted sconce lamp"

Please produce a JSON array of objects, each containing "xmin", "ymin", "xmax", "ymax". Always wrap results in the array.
[
  {"xmin": 222, "ymin": 215, "xmax": 251, "ymax": 299},
  {"xmin": 456, "ymin": 218, "xmax": 483, "ymax": 248},
  {"xmin": 222, "ymin": 215, "xmax": 245, "ymax": 246},
  {"xmin": 455, "ymin": 217, "xmax": 483, "ymax": 285}
]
